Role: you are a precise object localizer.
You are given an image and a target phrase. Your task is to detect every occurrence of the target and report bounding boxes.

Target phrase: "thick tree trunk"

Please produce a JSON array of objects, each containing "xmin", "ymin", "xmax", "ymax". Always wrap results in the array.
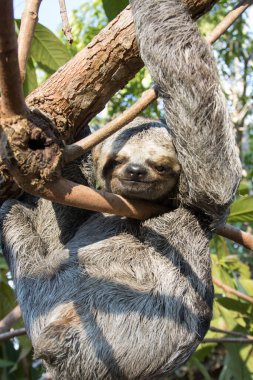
[{"xmin": 0, "ymin": 0, "xmax": 219, "ymax": 201}]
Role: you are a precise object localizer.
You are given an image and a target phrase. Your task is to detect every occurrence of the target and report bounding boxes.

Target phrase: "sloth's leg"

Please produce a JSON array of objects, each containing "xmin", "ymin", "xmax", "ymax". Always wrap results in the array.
[
  {"xmin": 130, "ymin": 0, "xmax": 241, "ymax": 228},
  {"xmin": 0, "ymin": 200, "xmax": 50, "ymax": 278}
]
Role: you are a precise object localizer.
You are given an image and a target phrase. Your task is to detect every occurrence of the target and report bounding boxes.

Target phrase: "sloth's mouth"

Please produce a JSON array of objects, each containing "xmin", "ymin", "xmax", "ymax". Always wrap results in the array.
[
  {"xmin": 120, "ymin": 179, "xmax": 154, "ymax": 184},
  {"xmin": 113, "ymin": 178, "xmax": 167, "ymax": 201}
]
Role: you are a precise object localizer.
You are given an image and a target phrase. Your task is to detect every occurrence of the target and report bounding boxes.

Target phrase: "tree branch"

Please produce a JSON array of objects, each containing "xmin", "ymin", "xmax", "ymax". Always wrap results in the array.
[
  {"xmin": 218, "ymin": 223, "xmax": 253, "ymax": 250},
  {"xmin": 38, "ymin": 178, "xmax": 169, "ymax": 220},
  {"xmin": 59, "ymin": 0, "xmax": 73, "ymax": 44},
  {"xmin": 206, "ymin": 0, "xmax": 253, "ymax": 44},
  {"xmin": 18, "ymin": 0, "xmax": 42, "ymax": 82},
  {"xmin": 0, "ymin": 0, "xmax": 220, "ymax": 200},
  {"xmin": 210, "ymin": 326, "xmax": 253, "ymax": 339},
  {"xmin": 0, "ymin": 328, "xmax": 253, "ymax": 344},
  {"xmin": 0, "ymin": 0, "xmax": 26, "ymax": 116},
  {"xmin": 0, "ymin": 2, "xmax": 64, "ymax": 192},
  {"xmin": 203, "ymin": 337, "xmax": 253, "ymax": 343},
  {"xmin": 213, "ymin": 277, "xmax": 253, "ymax": 304},
  {"xmin": 0, "ymin": 327, "xmax": 26, "ymax": 342},
  {"xmin": 0, "ymin": 305, "xmax": 22, "ymax": 333}
]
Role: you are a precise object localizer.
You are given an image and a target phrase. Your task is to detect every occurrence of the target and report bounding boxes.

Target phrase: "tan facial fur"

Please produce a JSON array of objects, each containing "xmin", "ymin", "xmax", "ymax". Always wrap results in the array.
[{"xmin": 92, "ymin": 118, "xmax": 181, "ymax": 202}]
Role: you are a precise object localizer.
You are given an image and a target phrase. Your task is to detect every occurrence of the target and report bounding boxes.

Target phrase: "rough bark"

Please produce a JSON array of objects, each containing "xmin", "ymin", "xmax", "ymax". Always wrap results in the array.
[
  {"xmin": 0, "ymin": 0, "xmax": 219, "ymax": 201},
  {"xmin": 0, "ymin": 1, "xmax": 26, "ymax": 117}
]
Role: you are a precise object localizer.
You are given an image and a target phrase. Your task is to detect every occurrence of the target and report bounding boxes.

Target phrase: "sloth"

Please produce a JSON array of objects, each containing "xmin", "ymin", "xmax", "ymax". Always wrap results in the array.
[
  {"xmin": 0, "ymin": 0, "xmax": 241, "ymax": 379},
  {"xmin": 92, "ymin": 118, "xmax": 181, "ymax": 204}
]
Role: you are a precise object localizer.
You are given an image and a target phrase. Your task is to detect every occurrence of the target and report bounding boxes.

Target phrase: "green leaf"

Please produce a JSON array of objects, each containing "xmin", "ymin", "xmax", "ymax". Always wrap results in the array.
[
  {"xmin": 23, "ymin": 57, "xmax": 38, "ymax": 96},
  {"xmin": 219, "ymin": 344, "xmax": 253, "ymax": 380},
  {"xmin": 0, "ymin": 359, "xmax": 15, "ymax": 368},
  {"xmin": 238, "ymin": 180, "xmax": 250, "ymax": 196},
  {"xmin": 228, "ymin": 196, "xmax": 253, "ymax": 223},
  {"xmin": 102, "ymin": 0, "xmax": 129, "ymax": 21},
  {"xmin": 221, "ymin": 256, "xmax": 251, "ymax": 279},
  {"xmin": 30, "ymin": 23, "xmax": 71, "ymax": 72},
  {"xmin": 190, "ymin": 357, "xmax": 212, "ymax": 380},
  {"xmin": 216, "ymin": 297, "xmax": 249, "ymax": 314},
  {"xmin": 216, "ymin": 303, "xmax": 238, "ymax": 330},
  {"xmin": 0, "ymin": 256, "xmax": 8, "ymax": 270},
  {"xmin": 239, "ymin": 279, "xmax": 253, "ymax": 296},
  {"xmin": 0, "ymin": 282, "xmax": 16, "ymax": 319}
]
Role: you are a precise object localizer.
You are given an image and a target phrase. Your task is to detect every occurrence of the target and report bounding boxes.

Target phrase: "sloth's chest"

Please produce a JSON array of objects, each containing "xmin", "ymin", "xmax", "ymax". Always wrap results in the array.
[{"xmin": 64, "ymin": 213, "xmax": 198, "ymax": 296}]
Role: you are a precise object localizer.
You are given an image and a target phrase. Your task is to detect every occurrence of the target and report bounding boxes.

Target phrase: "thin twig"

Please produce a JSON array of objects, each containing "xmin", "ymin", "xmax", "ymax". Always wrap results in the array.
[
  {"xmin": 18, "ymin": 0, "xmax": 42, "ymax": 82},
  {"xmin": 0, "ymin": 1, "xmax": 26, "ymax": 116},
  {"xmin": 59, "ymin": 0, "xmax": 73, "ymax": 43},
  {"xmin": 203, "ymin": 337, "xmax": 253, "ymax": 343},
  {"xmin": 0, "ymin": 327, "xmax": 26, "ymax": 342},
  {"xmin": 0, "ymin": 305, "xmax": 22, "ymax": 333},
  {"xmin": 206, "ymin": 0, "xmax": 253, "ymax": 44},
  {"xmin": 213, "ymin": 277, "xmax": 253, "ymax": 304},
  {"xmin": 209, "ymin": 326, "xmax": 253, "ymax": 339},
  {"xmin": 218, "ymin": 224, "xmax": 253, "ymax": 250}
]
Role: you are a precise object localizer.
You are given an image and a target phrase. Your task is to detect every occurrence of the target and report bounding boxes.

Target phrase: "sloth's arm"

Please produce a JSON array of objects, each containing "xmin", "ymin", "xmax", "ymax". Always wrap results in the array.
[{"xmin": 130, "ymin": 0, "xmax": 241, "ymax": 226}]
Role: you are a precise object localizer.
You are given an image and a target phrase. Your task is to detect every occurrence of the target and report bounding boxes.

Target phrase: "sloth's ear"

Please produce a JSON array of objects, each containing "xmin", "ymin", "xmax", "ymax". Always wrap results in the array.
[
  {"xmin": 91, "ymin": 143, "xmax": 108, "ymax": 189},
  {"xmin": 92, "ymin": 143, "xmax": 103, "ymax": 171}
]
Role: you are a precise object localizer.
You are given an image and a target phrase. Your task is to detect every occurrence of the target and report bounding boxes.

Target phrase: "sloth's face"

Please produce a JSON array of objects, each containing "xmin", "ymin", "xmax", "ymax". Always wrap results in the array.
[
  {"xmin": 101, "ymin": 141, "xmax": 180, "ymax": 201},
  {"xmin": 93, "ymin": 119, "xmax": 181, "ymax": 202}
]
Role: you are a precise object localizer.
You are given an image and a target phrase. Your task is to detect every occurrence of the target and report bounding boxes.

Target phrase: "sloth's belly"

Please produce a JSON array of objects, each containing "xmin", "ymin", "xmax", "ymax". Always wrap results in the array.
[{"xmin": 26, "ymin": 211, "xmax": 212, "ymax": 379}]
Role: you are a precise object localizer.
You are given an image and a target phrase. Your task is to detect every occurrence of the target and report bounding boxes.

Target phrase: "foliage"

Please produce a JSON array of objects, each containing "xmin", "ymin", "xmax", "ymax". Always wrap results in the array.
[
  {"xmin": 15, "ymin": 20, "xmax": 72, "ymax": 96},
  {"xmin": 102, "ymin": 0, "xmax": 129, "ymax": 21},
  {"xmin": 1, "ymin": 0, "xmax": 253, "ymax": 379}
]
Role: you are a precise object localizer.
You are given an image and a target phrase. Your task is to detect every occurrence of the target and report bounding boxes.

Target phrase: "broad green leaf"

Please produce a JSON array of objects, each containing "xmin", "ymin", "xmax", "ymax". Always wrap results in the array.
[
  {"xmin": 221, "ymin": 256, "xmax": 251, "ymax": 279},
  {"xmin": 216, "ymin": 297, "xmax": 249, "ymax": 314},
  {"xmin": 235, "ymin": 317, "xmax": 247, "ymax": 328},
  {"xmin": 23, "ymin": 57, "xmax": 38, "ymax": 96},
  {"xmin": 30, "ymin": 23, "xmax": 71, "ymax": 73},
  {"xmin": 102, "ymin": 0, "xmax": 128, "ymax": 21},
  {"xmin": 0, "ymin": 282, "xmax": 16, "ymax": 319},
  {"xmin": 219, "ymin": 344, "xmax": 253, "ymax": 380},
  {"xmin": 194, "ymin": 343, "xmax": 215, "ymax": 361},
  {"xmin": 238, "ymin": 180, "xmax": 251, "ymax": 196},
  {"xmin": 190, "ymin": 357, "xmax": 212, "ymax": 380},
  {"xmin": 0, "ymin": 256, "xmax": 8, "ymax": 270},
  {"xmin": 239, "ymin": 279, "xmax": 253, "ymax": 296},
  {"xmin": 210, "ymin": 235, "xmax": 229, "ymax": 258},
  {"xmin": 216, "ymin": 303, "xmax": 238, "ymax": 330},
  {"xmin": 228, "ymin": 196, "xmax": 253, "ymax": 223},
  {"xmin": 0, "ymin": 359, "xmax": 15, "ymax": 368}
]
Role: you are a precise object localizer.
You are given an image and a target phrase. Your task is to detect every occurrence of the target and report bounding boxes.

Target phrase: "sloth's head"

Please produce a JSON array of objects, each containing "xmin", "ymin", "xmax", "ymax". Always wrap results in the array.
[{"xmin": 92, "ymin": 117, "xmax": 181, "ymax": 202}]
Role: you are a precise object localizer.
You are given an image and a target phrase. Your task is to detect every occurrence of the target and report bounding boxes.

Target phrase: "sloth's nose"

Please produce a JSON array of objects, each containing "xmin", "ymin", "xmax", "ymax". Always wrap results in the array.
[{"xmin": 124, "ymin": 164, "xmax": 147, "ymax": 180}]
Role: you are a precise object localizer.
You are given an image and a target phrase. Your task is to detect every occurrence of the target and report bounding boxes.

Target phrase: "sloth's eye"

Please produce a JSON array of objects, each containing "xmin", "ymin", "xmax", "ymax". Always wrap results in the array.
[
  {"xmin": 106, "ymin": 158, "xmax": 124, "ymax": 171},
  {"xmin": 155, "ymin": 165, "xmax": 167, "ymax": 173}
]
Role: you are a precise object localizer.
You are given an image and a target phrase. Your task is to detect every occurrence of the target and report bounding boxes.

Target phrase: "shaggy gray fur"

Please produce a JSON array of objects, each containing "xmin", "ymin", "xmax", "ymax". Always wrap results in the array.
[{"xmin": 0, "ymin": 0, "xmax": 241, "ymax": 378}]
